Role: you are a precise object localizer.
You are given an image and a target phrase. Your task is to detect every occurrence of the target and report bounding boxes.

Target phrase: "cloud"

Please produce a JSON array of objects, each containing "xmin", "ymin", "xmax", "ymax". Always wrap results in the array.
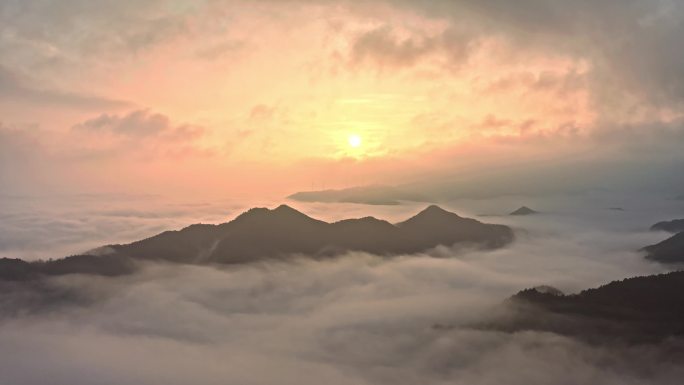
[
  {"xmin": 249, "ymin": 104, "xmax": 277, "ymax": 122},
  {"xmin": 0, "ymin": 0, "xmax": 682, "ymax": 201},
  {"xmin": 0, "ymin": 193, "xmax": 256, "ymax": 260},
  {"xmin": 332, "ymin": 0, "xmax": 684, "ymax": 133},
  {"xmin": 0, "ymin": 65, "xmax": 131, "ymax": 110},
  {"xmin": 67, "ymin": 109, "xmax": 212, "ymax": 162},
  {"xmin": 0, "ymin": 109, "xmax": 216, "ymax": 197},
  {"xmin": 73, "ymin": 109, "xmax": 204, "ymax": 141},
  {"xmin": 350, "ymin": 27, "xmax": 436, "ymax": 68},
  {"xmin": 0, "ymin": 0, "xmax": 190, "ymax": 67},
  {"xmin": 348, "ymin": 25, "xmax": 474, "ymax": 70},
  {"xmin": 0, "ymin": 123, "xmax": 59, "ymax": 195},
  {"xmin": 3, "ymin": 0, "xmax": 683, "ymax": 117},
  {"xmin": 195, "ymin": 39, "xmax": 247, "ymax": 61},
  {"xmin": 383, "ymin": 0, "xmax": 684, "ymax": 106}
]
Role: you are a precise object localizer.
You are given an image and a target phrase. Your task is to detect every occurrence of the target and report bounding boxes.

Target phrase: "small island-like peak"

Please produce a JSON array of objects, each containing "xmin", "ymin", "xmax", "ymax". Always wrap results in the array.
[{"xmin": 510, "ymin": 206, "xmax": 538, "ymax": 216}]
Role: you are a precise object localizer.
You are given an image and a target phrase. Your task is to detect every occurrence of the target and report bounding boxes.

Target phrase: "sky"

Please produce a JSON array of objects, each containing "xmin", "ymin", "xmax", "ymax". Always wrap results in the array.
[
  {"xmin": 2, "ymin": 3, "xmax": 684, "ymax": 381},
  {"xmin": 1, "ymin": 0, "xmax": 683, "ymax": 200}
]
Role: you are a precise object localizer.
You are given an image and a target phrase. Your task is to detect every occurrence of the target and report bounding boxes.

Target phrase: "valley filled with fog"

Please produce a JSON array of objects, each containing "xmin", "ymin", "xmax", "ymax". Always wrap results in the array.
[{"xmin": 1, "ymin": 192, "xmax": 682, "ymax": 384}]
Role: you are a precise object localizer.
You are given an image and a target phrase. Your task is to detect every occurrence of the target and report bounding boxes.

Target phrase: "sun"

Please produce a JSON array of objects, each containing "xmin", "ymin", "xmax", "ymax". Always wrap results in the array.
[{"xmin": 348, "ymin": 134, "xmax": 362, "ymax": 148}]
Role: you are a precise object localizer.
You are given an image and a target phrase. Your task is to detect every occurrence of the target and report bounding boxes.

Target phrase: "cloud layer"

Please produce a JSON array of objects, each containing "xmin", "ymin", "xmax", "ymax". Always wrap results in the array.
[
  {"xmin": 0, "ymin": 230, "xmax": 676, "ymax": 384},
  {"xmin": 1, "ymin": 187, "xmax": 683, "ymax": 384}
]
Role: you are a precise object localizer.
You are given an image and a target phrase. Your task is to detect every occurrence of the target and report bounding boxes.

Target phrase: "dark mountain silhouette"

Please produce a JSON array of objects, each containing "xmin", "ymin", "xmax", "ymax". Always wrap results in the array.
[
  {"xmin": 397, "ymin": 205, "xmax": 512, "ymax": 249},
  {"xmin": 651, "ymin": 219, "xmax": 684, "ymax": 233},
  {"xmin": 642, "ymin": 232, "xmax": 684, "ymax": 263},
  {"xmin": 111, "ymin": 204, "xmax": 514, "ymax": 264},
  {"xmin": 0, "ymin": 205, "xmax": 513, "ymax": 279},
  {"xmin": 524, "ymin": 285, "xmax": 564, "ymax": 296},
  {"xmin": 0, "ymin": 255, "xmax": 135, "ymax": 281},
  {"xmin": 0, "ymin": 258, "xmax": 33, "ymax": 281},
  {"xmin": 487, "ymin": 271, "xmax": 684, "ymax": 344},
  {"xmin": 509, "ymin": 206, "xmax": 537, "ymax": 216}
]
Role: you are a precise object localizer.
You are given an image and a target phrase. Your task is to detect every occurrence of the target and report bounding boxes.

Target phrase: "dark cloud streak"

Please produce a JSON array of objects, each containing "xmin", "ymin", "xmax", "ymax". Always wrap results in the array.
[{"xmin": 0, "ymin": 66, "xmax": 131, "ymax": 110}]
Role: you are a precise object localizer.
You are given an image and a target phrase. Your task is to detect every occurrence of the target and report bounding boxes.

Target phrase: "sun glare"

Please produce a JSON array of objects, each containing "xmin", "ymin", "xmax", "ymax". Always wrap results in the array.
[{"xmin": 348, "ymin": 134, "xmax": 362, "ymax": 148}]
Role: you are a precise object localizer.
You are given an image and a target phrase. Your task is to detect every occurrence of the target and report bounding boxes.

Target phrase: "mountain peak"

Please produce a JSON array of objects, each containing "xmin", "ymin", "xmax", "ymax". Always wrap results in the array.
[
  {"xmin": 233, "ymin": 205, "xmax": 316, "ymax": 224},
  {"xmin": 418, "ymin": 205, "xmax": 456, "ymax": 217},
  {"xmin": 397, "ymin": 205, "xmax": 465, "ymax": 228},
  {"xmin": 511, "ymin": 285, "xmax": 564, "ymax": 302},
  {"xmin": 273, "ymin": 204, "xmax": 301, "ymax": 214},
  {"xmin": 234, "ymin": 207, "xmax": 269, "ymax": 219},
  {"xmin": 510, "ymin": 206, "xmax": 537, "ymax": 216},
  {"xmin": 531, "ymin": 285, "xmax": 564, "ymax": 296}
]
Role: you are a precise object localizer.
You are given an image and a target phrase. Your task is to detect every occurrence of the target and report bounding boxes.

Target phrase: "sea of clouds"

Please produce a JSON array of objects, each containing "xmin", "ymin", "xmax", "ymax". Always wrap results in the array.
[{"xmin": 0, "ymin": 191, "xmax": 683, "ymax": 384}]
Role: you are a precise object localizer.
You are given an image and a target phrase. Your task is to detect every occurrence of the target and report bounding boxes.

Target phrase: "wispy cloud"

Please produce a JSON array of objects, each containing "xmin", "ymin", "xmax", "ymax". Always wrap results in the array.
[{"xmin": 0, "ymin": 66, "xmax": 131, "ymax": 109}]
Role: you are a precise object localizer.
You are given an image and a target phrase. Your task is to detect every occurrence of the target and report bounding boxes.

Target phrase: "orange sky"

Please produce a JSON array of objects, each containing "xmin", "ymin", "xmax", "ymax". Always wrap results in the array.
[{"xmin": 1, "ymin": 0, "xmax": 683, "ymax": 199}]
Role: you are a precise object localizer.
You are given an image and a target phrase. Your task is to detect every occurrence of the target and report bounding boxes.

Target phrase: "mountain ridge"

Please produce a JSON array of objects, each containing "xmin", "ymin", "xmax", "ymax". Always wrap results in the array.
[
  {"xmin": 0, "ymin": 205, "xmax": 514, "ymax": 279},
  {"xmin": 642, "ymin": 232, "xmax": 684, "ymax": 263},
  {"xmin": 497, "ymin": 271, "xmax": 684, "ymax": 343},
  {"xmin": 651, "ymin": 219, "xmax": 684, "ymax": 233}
]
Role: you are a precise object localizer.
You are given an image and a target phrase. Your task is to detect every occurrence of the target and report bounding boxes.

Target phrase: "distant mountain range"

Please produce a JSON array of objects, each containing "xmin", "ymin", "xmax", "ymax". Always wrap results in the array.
[
  {"xmin": 0, "ymin": 205, "xmax": 514, "ymax": 280},
  {"xmin": 0, "ymin": 255, "xmax": 136, "ymax": 281},
  {"xmin": 651, "ymin": 219, "xmax": 684, "ymax": 233},
  {"xmin": 287, "ymin": 185, "xmax": 429, "ymax": 206},
  {"xmin": 642, "ymin": 232, "xmax": 684, "ymax": 263},
  {"xmin": 488, "ymin": 271, "xmax": 684, "ymax": 343},
  {"xmin": 466, "ymin": 214, "xmax": 684, "ymax": 342}
]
